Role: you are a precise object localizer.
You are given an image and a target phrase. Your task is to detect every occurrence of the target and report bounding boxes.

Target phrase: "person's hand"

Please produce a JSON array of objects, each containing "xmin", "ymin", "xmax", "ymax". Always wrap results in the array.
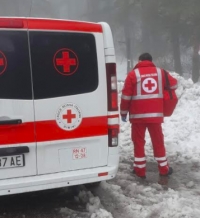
[{"xmin": 121, "ymin": 116, "xmax": 127, "ymax": 122}]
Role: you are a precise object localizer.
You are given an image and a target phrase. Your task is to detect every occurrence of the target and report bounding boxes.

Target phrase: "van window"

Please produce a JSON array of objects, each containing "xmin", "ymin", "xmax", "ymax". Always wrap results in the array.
[
  {"xmin": 0, "ymin": 31, "xmax": 32, "ymax": 100},
  {"xmin": 29, "ymin": 32, "xmax": 99, "ymax": 99}
]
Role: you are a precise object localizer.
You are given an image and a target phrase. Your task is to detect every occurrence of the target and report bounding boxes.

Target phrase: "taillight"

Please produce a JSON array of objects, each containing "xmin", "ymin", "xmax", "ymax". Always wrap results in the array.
[
  {"xmin": 106, "ymin": 63, "xmax": 118, "ymax": 111},
  {"xmin": 98, "ymin": 172, "xmax": 108, "ymax": 177},
  {"xmin": 0, "ymin": 19, "xmax": 24, "ymax": 28},
  {"xmin": 108, "ymin": 127, "xmax": 119, "ymax": 147}
]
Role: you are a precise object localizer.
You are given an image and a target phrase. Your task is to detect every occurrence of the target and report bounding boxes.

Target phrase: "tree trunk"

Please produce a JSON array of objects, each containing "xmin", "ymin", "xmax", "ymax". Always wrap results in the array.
[
  {"xmin": 171, "ymin": 29, "xmax": 182, "ymax": 75},
  {"xmin": 141, "ymin": 23, "xmax": 151, "ymax": 54},
  {"xmin": 192, "ymin": 34, "xmax": 200, "ymax": 83},
  {"xmin": 124, "ymin": 12, "xmax": 133, "ymax": 74}
]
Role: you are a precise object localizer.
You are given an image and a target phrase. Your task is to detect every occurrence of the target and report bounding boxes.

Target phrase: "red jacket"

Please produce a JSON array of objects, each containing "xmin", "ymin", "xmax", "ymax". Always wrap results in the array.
[{"xmin": 120, "ymin": 61, "xmax": 178, "ymax": 123}]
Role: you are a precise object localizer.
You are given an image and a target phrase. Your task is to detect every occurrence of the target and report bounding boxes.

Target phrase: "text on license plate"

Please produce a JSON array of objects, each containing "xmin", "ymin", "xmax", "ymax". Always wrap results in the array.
[
  {"xmin": 0, "ymin": 154, "xmax": 25, "ymax": 169},
  {"xmin": 73, "ymin": 148, "xmax": 87, "ymax": 160}
]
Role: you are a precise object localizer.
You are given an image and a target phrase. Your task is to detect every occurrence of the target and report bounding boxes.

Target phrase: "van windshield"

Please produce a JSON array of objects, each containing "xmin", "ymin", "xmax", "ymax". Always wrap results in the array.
[{"xmin": 30, "ymin": 32, "xmax": 99, "ymax": 99}]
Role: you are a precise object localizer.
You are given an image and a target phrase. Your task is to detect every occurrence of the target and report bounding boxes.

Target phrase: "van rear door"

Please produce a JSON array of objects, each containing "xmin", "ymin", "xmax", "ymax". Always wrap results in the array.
[
  {"xmin": 0, "ymin": 18, "xmax": 37, "ymax": 179},
  {"xmin": 28, "ymin": 19, "xmax": 109, "ymax": 174}
]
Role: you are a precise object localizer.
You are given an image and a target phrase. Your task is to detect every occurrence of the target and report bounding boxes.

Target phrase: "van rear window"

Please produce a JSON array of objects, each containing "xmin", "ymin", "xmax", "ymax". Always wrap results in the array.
[
  {"xmin": 30, "ymin": 32, "xmax": 99, "ymax": 99},
  {"xmin": 0, "ymin": 31, "xmax": 32, "ymax": 100}
]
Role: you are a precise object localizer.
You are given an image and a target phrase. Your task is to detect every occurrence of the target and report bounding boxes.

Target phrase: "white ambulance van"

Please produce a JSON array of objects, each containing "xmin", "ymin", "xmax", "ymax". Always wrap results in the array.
[{"xmin": 0, "ymin": 17, "xmax": 119, "ymax": 196}]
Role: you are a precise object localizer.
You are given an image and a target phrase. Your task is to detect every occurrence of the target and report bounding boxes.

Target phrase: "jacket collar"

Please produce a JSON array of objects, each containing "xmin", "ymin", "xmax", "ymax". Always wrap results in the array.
[{"xmin": 134, "ymin": 61, "xmax": 156, "ymax": 69}]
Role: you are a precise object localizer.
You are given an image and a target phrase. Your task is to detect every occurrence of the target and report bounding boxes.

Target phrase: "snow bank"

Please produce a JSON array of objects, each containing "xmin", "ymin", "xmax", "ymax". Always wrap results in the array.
[{"xmin": 60, "ymin": 73, "xmax": 200, "ymax": 218}]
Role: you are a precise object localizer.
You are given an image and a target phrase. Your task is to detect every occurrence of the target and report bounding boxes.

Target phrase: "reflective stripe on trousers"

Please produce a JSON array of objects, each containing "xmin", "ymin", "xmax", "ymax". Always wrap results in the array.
[{"xmin": 130, "ymin": 113, "xmax": 163, "ymax": 119}]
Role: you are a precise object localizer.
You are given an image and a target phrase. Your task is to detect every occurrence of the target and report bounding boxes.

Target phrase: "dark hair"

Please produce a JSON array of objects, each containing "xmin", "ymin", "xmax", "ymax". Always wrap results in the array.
[{"xmin": 139, "ymin": 53, "xmax": 153, "ymax": 62}]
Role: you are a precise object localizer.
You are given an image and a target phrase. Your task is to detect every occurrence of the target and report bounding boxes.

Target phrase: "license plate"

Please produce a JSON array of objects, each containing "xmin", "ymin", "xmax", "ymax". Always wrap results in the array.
[
  {"xmin": 73, "ymin": 148, "xmax": 87, "ymax": 160},
  {"xmin": 0, "ymin": 154, "xmax": 25, "ymax": 169}
]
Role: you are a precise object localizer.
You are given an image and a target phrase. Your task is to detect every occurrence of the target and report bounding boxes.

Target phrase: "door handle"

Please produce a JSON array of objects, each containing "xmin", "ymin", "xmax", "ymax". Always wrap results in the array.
[{"xmin": 0, "ymin": 119, "xmax": 22, "ymax": 125}]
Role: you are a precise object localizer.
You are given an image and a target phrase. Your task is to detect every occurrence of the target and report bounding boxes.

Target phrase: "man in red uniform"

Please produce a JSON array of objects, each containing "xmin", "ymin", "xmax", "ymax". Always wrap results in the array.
[{"xmin": 120, "ymin": 53, "xmax": 178, "ymax": 178}]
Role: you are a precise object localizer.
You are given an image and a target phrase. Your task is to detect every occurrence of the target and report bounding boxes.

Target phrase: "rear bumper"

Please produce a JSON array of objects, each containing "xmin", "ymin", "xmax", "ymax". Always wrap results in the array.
[{"xmin": 0, "ymin": 165, "xmax": 118, "ymax": 196}]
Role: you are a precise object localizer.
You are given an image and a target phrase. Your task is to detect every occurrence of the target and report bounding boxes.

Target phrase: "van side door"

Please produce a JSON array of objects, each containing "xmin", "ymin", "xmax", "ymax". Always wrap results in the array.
[{"xmin": 28, "ymin": 19, "xmax": 109, "ymax": 175}]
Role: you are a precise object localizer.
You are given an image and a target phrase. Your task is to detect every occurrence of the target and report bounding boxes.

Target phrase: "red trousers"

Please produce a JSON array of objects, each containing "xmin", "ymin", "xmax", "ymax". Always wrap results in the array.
[{"xmin": 131, "ymin": 123, "xmax": 169, "ymax": 177}]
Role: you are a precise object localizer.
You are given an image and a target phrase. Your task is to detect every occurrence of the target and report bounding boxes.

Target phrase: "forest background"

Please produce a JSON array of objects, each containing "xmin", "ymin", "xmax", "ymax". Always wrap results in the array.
[{"xmin": 1, "ymin": 0, "xmax": 200, "ymax": 82}]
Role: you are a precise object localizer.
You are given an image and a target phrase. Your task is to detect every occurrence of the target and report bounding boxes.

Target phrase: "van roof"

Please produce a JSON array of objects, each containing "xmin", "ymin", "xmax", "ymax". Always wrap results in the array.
[{"xmin": 0, "ymin": 17, "xmax": 103, "ymax": 33}]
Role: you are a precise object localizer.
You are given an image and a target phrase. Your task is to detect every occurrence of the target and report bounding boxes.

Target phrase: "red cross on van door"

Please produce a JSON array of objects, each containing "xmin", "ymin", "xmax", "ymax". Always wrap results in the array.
[
  {"xmin": 53, "ymin": 48, "xmax": 79, "ymax": 76},
  {"xmin": 142, "ymin": 78, "xmax": 157, "ymax": 93},
  {"xmin": 63, "ymin": 109, "xmax": 76, "ymax": 124},
  {"xmin": 56, "ymin": 52, "xmax": 76, "ymax": 73},
  {"xmin": 0, "ymin": 51, "xmax": 7, "ymax": 75},
  {"xmin": 0, "ymin": 58, "xmax": 4, "ymax": 66}
]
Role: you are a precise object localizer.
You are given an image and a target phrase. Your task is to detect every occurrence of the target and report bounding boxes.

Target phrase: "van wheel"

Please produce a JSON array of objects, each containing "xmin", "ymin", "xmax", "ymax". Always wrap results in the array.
[{"xmin": 85, "ymin": 182, "xmax": 101, "ymax": 188}]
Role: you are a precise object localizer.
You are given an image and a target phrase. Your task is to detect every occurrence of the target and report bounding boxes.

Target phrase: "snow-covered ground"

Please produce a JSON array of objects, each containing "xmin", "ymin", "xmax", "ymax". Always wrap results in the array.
[{"xmin": 60, "ymin": 73, "xmax": 200, "ymax": 218}]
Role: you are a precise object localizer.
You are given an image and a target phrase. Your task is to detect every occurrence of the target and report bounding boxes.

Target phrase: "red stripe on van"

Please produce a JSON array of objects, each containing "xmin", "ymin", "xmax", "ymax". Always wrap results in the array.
[
  {"xmin": 0, "ymin": 116, "xmax": 107, "ymax": 146},
  {"xmin": 35, "ymin": 116, "xmax": 107, "ymax": 142},
  {"xmin": 0, "ymin": 18, "xmax": 28, "ymax": 28},
  {"xmin": 27, "ymin": 19, "xmax": 103, "ymax": 33}
]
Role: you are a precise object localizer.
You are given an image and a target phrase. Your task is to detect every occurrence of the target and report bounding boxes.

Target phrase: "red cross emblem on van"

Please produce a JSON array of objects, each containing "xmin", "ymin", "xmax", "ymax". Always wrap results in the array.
[
  {"xmin": 53, "ymin": 48, "xmax": 79, "ymax": 76},
  {"xmin": 63, "ymin": 109, "xmax": 76, "ymax": 124},
  {"xmin": 0, "ymin": 51, "xmax": 7, "ymax": 75},
  {"xmin": 56, "ymin": 103, "xmax": 82, "ymax": 131}
]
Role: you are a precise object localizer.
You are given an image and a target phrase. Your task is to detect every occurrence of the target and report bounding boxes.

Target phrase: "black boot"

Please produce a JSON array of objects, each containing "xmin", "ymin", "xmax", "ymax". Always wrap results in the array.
[{"xmin": 160, "ymin": 167, "xmax": 173, "ymax": 177}]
